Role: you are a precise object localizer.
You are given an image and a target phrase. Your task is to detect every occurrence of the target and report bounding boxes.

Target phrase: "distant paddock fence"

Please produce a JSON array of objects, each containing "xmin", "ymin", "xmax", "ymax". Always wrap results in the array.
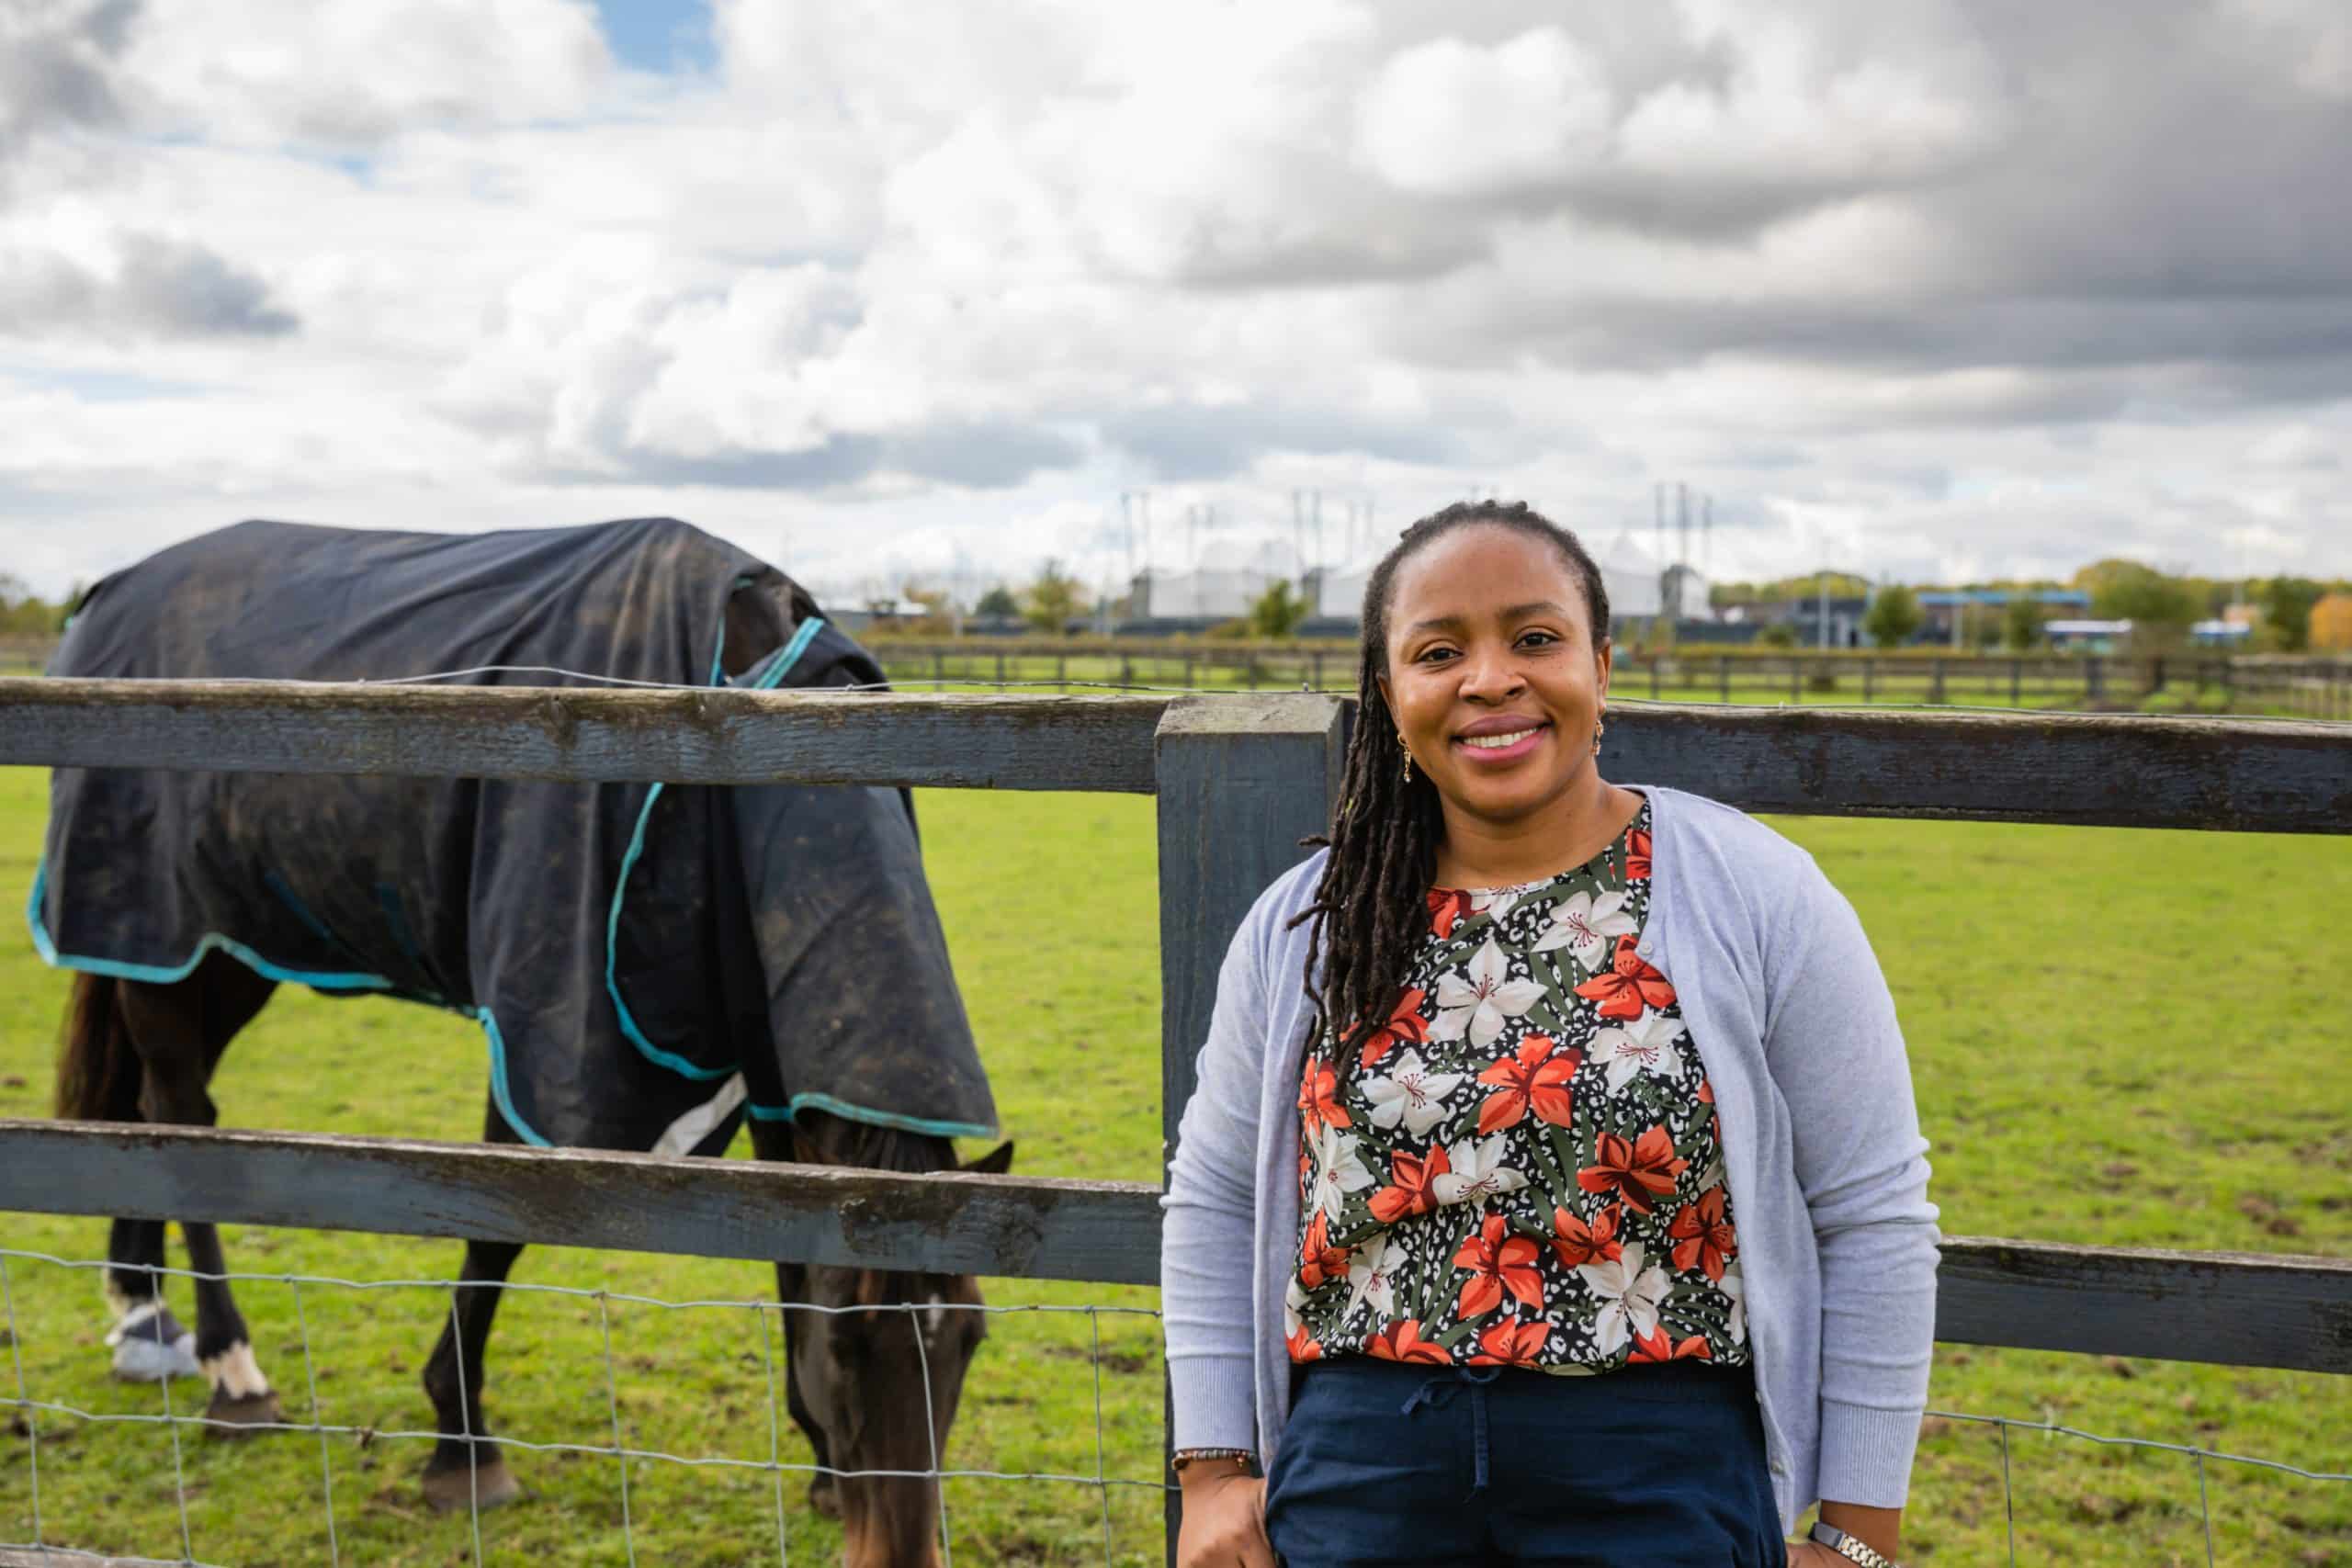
[
  {"xmin": 1, "ymin": 677, "xmax": 2350, "ymax": 1563},
  {"xmin": 858, "ymin": 638, "xmax": 2352, "ymax": 719}
]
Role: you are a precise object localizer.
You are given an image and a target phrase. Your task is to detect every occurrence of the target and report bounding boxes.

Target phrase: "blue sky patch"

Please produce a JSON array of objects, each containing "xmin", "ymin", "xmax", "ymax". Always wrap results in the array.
[{"xmin": 594, "ymin": 0, "xmax": 715, "ymax": 74}]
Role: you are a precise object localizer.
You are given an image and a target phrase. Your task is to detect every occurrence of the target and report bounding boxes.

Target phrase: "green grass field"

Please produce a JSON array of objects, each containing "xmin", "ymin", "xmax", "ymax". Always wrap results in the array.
[{"xmin": 1, "ymin": 762, "xmax": 2346, "ymax": 1564}]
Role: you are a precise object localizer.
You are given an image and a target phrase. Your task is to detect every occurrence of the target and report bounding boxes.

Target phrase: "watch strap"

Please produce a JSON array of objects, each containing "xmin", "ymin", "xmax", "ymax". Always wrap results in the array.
[{"xmin": 1809, "ymin": 1520, "xmax": 1899, "ymax": 1567}]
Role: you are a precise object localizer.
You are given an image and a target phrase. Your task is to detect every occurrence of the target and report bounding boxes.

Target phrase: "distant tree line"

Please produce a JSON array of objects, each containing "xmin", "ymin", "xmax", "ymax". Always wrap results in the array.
[
  {"xmin": 0, "ymin": 574, "xmax": 77, "ymax": 638},
  {"xmin": 1713, "ymin": 558, "xmax": 2350, "ymax": 654}
]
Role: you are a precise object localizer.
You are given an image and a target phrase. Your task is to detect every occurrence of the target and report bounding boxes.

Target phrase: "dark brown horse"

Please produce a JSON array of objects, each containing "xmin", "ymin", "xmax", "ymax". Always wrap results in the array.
[
  {"xmin": 57, "ymin": 964, "xmax": 1007, "ymax": 1565},
  {"xmin": 41, "ymin": 518, "xmax": 1008, "ymax": 1568}
]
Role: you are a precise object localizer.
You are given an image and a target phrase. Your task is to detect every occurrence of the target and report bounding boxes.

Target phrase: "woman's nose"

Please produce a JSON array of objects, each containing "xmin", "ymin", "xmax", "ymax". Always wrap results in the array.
[{"xmin": 1458, "ymin": 645, "xmax": 1522, "ymax": 697}]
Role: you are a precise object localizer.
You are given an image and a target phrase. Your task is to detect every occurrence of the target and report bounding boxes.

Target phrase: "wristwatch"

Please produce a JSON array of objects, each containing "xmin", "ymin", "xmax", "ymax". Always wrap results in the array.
[{"xmin": 1810, "ymin": 1521, "xmax": 1901, "ymax": 1566}]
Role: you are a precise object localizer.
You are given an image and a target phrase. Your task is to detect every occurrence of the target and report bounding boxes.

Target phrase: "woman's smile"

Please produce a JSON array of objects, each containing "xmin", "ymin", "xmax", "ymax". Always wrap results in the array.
[{"xmin": 1453, "ymin": 716, "xmax": 1551, "ymax": 764}]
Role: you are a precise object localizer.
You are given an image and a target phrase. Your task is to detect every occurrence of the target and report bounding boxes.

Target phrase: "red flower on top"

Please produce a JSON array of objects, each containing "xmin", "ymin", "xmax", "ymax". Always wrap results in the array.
[
  {"xmin": 1625, "ymin": 826, "xmax": 1652, "ymax": 880},
  {"xmin": 1452, "ymin": 1213, "xmax": 1544, "ymax": 1318},
  {"xmin": 1577, "ymin": 1125, "xmax": 1689, "ymax": 1215},
  {"xmin": 1355, "ymin": 987, "xmax": 1430, "ymax": 1069},
  {"xmin": 1285, "ymin": 1324, "xmax": 1324, "ymax": 1362},
  {"xmin": 1299, "ymin": 1210, "xmax": 1351, "ymax": 1291},
  {"xmin": 1469, "ymin": 1319, "xmax": 1549, "ymax": 1369},
  {"xmin": 1476, "ymin": 1034, "xmax": 1580, "ymax": 1134},
  {"xmin": 1668, "ymin": 1187, "xmax": 1736, "ymax": 1282},
  {"xmin": 1366, "ymin": 1319, "xmax": 1451, "ymax": 1365},
  {"xmin": 1297, "ymin": 1056, "xmax": 1351, "ymax": 1129},
  {"xmin": 1427, "ymin": 887, "xmax": 1474, "ymax": 941},
  {"xmin": 1629, "ymin": 1325, "xmax": 1711, "ymax": 1363},
  {"xmin": 1573, "ymin": 933, "xmax": 1676, "ymax": 1020},
  {"xmin": 1550, "ymin": 1202, "xmax": 1623, "ymax": 1269},
  {"xmin": 1367, "ymin": 1144, "xmax": 1450, "ymax": 1224}
]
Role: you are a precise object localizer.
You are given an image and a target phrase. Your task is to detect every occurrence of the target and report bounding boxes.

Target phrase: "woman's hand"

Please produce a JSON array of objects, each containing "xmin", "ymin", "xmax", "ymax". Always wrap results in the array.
[{"xmin": 1177, "ymin": 1466, "xmax": 1273, "ymax": 1568}]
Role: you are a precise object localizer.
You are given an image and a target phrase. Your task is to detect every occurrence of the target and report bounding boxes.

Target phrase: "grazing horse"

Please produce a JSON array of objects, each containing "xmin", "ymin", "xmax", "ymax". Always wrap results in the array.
[{"xmin": 40, "ymin": 518, "xmax": 1004, "ymax": 1568}]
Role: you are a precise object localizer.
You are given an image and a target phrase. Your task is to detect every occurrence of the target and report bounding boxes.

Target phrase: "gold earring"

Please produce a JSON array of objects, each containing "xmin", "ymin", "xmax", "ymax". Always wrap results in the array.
[
  {"xmin": 1397, "ymin": 732, "xmax": 1413, "ymax": 784},
  {"xmin": 1592, "ymin": 717, "xmax": 1605, "ymax": 755}
]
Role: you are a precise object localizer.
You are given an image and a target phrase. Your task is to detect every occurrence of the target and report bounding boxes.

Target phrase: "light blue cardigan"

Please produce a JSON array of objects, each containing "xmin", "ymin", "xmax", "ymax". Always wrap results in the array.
[{"xmin": 1160, "ymin": 784, "xmax": 1939, "ymax": 1530}]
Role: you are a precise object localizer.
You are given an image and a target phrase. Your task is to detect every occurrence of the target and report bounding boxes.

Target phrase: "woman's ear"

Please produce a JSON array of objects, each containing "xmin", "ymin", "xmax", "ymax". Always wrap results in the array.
[
  {"xmin": 1374, "ymin": 671, "xmax": 1393, "ymax": 714},
  {"xmin": 1595, "ymin": 636, "xmax": 1612, "ymax": 702}
]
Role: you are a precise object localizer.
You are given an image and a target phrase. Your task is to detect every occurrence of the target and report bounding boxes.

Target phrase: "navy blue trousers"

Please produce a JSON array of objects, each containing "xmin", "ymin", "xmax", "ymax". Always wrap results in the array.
[{"xmin": 1264, "ymin": 1359, "xmax": 1786, "ymax": 1568}]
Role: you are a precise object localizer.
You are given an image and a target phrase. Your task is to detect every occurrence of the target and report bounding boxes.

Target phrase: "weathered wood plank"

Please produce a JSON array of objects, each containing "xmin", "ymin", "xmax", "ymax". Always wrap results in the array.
[
  {"xmin": 1156, "ymin": 694, "xmax": 1349, "ymax": 1175},
  {"xmin": 2, "ymin": 1126, "xmax": 2347, "ymax": 1372},
  {"xmin": 1607, "ymin": 704, "xmax": 2352, "ymax": 832},
  {"xmin": 2, "ymin": 680, "xmax": 2344, "ymax": 828},
  {"xmin": 0, "ymin": 1121, "xmax": 1163, "ymax": 1285},
  {"xmin": 1935, "ymin": 1235, "xmax": 2352, "ymax": 1374},
  {"xmin": 0, "ymin": 679, "xmax": 1168, "ymax": 793},
  {"xmin": 1153, "ymin": 694, "xmax": 1348, "ymax": 1552},
  {"xmin": 0, "ymin": 1550, "xmax": 158, "ymax": 1567}
]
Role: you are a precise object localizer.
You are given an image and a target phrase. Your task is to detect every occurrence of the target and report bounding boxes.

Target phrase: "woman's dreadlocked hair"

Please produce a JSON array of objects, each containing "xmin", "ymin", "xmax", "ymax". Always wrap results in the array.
[{"xmin": 1289, "ymin": 500, "xmax": 1611, "ymax": 1072}]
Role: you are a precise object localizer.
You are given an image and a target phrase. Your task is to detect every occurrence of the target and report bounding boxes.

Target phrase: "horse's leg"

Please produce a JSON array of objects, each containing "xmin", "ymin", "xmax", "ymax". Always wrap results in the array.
[
  {"xmin": 118, "ymin": 955, "xmax": 281, "ymax": 1435},
  {"xmin": 420, "ymin": 1096, "xmax": 526, "ymax": 1513},
  {"xmin": 746, "ymin": 1118, "xmax": 842, "ymax": 1520},
  {"xmin": 104, "ymin": 1218, "xmax": 199, "ymax": 1383}
]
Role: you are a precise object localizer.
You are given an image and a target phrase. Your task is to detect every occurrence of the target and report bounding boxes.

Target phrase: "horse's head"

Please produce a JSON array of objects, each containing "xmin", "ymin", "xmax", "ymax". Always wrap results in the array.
[
  {"xmin": 786, "ymin": 1133, "xmax": 1014, "ymax": 1568},
  {"xmin": 729, "ymin": 759, "xmax": 1004, "ymax": 1567}
]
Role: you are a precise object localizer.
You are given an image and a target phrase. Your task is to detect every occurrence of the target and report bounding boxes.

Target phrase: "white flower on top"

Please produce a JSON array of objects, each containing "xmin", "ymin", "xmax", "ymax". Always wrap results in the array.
[
  {"xmin": 1532, "ymin": 887, "xmax": 1636, "ymax": 971},
  {"xmin": 1587, "ymin": 1009, "xmax": 1689, "ymax": 1092},
  {"xmin": 1361, "ymin": 1048, "xmax": 1464, "ymax": 1139},
  {"xmin": 1284, "ymin": 1275, "xmax": 1311, "ymax": 1337},
  {"xmin": 1430, "ymin": 1133, "xmax": 1530, "ymax": 1206},
  {"xmin": 1430, "ymin": 936, "xmax": 1547, "ymax": 1049},
  {"xmin": 1310, "ymin": 1122, "xmax": 1376, "ymax": 1222},
  {"xmin": 1346, "ymin": 1235, "xmax": 1410, "ymax": 1320},
  {"xmin": 1577, "ymin": 1241, "xmax": 1671, "ymax": 1357},
  {"xmin": 1717, "ymin": 1259, "xmax": 1747, "ymax": 1346},
  {"xmin": 1471, "ymin": 884, "xmax": 1529, "ymax": 922}
]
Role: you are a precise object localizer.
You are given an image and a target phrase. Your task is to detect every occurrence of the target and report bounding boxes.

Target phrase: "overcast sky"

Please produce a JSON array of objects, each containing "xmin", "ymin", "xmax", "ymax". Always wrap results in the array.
[{"xmin": 2, "ymin": 0, "xmax": 2346, "ymax": 603}]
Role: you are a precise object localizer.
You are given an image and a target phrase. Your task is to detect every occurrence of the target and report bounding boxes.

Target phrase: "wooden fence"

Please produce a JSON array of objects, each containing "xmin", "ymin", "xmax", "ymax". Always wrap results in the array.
[
  {"xmin": 858, "ymin": 638, "xmax": 2352, "ymax": 717},
  {"xmin": 2, "ymin": 676, "xmax": 2350, "ymax": 1561}
]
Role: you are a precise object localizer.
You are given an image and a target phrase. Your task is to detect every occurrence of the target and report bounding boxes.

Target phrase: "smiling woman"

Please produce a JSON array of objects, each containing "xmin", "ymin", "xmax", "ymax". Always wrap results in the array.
[{"xmin": 1162, "ymin": 502, "xmax": 1937, "ymax": 1568}]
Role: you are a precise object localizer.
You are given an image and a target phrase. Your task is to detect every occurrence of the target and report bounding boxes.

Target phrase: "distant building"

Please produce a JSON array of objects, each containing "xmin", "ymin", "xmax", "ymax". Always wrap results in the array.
[
  {"xmin": 2044, "ymin": 618, "xmax": 2132, "ymax": 653},
  {"xmin": 1917, "ymin": 589, "xmax": 2090, "ymax": 644},
  {"xmin": 1660, "ymin": 563, "xmax": 1713, "ymax": 623},
  {"xmin": 2190, "ymin": 618, "xmax": 2253, "ymax": 647}
]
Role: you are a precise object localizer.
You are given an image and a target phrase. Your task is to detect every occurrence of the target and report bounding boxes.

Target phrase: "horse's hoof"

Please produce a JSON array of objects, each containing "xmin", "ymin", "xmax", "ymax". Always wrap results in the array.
[
  {"xmin": 112, "ymin": 1330, "xmax": 202, "ymax": 1384},
  {"xmin": 423, "ymin": 1456, "xmax": 524, "ymax": 1515},
  {"xmin": 808, "ymin": 1473, "xmax": 841, "ymax": 1519},
  {"xmin": 200, "ymin": 1390, "xmax": 283, "ymax": 1438}
]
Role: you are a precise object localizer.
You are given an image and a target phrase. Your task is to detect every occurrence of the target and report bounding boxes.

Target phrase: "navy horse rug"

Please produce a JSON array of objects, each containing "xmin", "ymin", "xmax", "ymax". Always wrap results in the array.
[{"xmin": 31, "ymin": 517, "xmax": 996, "ymax": 1154}]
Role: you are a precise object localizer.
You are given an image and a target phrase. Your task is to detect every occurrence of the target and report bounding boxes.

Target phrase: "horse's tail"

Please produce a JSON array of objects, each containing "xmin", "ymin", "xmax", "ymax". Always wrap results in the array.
[{"xmin": 56, "ymin": 972, "xmax": 139, "ymax": 1122}]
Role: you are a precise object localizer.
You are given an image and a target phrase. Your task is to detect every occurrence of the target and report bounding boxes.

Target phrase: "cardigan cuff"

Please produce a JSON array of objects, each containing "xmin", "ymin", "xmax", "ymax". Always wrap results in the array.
[
  {"xmin": 1167, "ymin": 1353, "xmax": 1258, "ymax": 1455},
  {"xmin": 1817, "ymin": 1399, "xmax": 1924, "ymax": 1509}
]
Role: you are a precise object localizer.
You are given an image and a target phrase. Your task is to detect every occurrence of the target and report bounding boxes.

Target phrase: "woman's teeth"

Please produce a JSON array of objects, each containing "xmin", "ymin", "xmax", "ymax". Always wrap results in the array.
[{"xmin": 1462, "ymin": 728, "xmax": 1540, "ymax": 750}]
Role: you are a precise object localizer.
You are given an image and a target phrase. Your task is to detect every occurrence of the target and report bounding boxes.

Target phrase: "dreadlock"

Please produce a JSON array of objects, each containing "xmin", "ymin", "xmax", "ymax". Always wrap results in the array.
[{"xmin": 1288, "ymin": 500, "xmax": 1611, "ymax": 1071}]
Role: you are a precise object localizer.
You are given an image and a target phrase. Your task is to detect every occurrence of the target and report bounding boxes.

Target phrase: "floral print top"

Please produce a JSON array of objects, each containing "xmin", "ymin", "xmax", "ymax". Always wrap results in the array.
[{"xmin": 1289, "ymin": 798, "xmax": 1747, "ymax": 1373}]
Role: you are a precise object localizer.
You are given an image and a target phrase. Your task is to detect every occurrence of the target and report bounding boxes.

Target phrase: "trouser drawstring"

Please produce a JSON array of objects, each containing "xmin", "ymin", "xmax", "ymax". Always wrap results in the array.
[{"xmin": 1397, "ymin": 1365, "xmax": 1504, "ymax": 1498}]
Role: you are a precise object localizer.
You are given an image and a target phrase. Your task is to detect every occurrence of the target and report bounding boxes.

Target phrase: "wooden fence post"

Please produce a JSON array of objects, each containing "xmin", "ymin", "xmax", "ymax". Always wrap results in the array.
[
  {"xmin": 1719, "ymin": 656, "xmax": 1731, "ymax": 705},
  {"xmin": 2011, "ymin": 658, "xmax": 2023, "ymax": 707},
  {"xmin": 1155, "ymin": 694, "xmax": 1347, "ymax": 1562},
  {"xmin": 1863, "ymin": 658, "xmax": 1874, "ymax": 705}
]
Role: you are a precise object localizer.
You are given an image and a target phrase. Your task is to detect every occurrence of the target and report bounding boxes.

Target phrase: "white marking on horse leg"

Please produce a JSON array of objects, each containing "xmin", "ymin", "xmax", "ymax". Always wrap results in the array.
[
  {"xmin": 107, "ymin": 1298, "xmax": 201, "ymax": 1382},
  {"xmin": 201, "ymin": 1341, "xmax": 272, "ymax": 1400},
  {"xmin": 104, "ymin": 1297, "xmax": 163, "ymax": 1348}
]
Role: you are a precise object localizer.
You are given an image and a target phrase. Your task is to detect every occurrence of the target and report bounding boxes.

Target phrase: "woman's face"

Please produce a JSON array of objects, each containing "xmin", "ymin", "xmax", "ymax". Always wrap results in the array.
[{"xmin": 1376, "ymin": 525, "xmax": 1611, "ymax": 829}]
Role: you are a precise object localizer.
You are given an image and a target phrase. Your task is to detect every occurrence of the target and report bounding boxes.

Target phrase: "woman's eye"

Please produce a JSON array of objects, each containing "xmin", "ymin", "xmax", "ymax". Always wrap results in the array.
[
  {"xmin": 1418, "ymin": 647, "xmax": 1458, "ymax": 664},
  {"xmin": 1518, "ymin": 630, "xmax": 1558, "ymax": 649}
]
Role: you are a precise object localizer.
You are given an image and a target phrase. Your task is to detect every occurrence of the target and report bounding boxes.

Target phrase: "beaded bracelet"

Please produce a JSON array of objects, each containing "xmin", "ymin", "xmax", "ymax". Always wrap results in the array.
[{"xmin": 1170, "ymin": 1447, "xmax": 1256, "ymax": 1474}]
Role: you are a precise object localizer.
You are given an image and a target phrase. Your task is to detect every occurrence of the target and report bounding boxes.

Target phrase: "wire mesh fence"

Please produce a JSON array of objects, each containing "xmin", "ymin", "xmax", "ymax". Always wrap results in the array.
[
  {"xmin": 4, "ymin": 1247, "xmax": 2346, "ymax": 1565},
  {"xmin": 0, "ymin": 1247, "xmax": 1171, "ymax": 1566}
]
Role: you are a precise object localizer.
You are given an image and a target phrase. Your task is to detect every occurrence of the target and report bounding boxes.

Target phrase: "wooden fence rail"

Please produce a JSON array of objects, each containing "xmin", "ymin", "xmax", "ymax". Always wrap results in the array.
[
  {"xmin": 4, "ymin": 1121, "xmax": 2347, "ymax": 1380},
  {"xmin": 4, "ymin": 679, "xmax": 2346, "ymax": 831}
]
